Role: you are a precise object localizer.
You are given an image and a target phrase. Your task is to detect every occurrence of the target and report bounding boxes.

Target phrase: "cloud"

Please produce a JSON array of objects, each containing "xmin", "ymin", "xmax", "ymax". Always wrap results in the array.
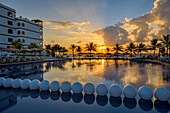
[
  {"xmin": 44, "ymin": 20, "xmax": 90, "ymax": 29},
  {"xmin": 51, "ymin": 40, "xmax": 56, "ymax": 43},
  {"xmin": 93, "ymin": 0, "xmax": 170, "ymax": 45},
  {"xmin": 93, "ymin": 25, "xmax": 130, "ymax": 46},
  {"xmin": 77, "ymin": 40, "xmax": 82, "ymax": 44},
  {"xmin": 124, "ymin": 0, "xmax": 170, "ymax": 42}
]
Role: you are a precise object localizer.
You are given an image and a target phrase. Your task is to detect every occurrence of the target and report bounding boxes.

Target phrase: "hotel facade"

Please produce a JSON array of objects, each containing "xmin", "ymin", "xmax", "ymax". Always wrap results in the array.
[{"xmin": 0, "ymin": 3, "xmax": 43, "ymax": 48}]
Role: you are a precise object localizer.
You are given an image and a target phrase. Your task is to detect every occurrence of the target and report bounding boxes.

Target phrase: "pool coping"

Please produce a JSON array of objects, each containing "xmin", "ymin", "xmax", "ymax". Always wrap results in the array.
[{"xmin": 0, "ymin": 59, "xmax": 72, "ymax": 68}]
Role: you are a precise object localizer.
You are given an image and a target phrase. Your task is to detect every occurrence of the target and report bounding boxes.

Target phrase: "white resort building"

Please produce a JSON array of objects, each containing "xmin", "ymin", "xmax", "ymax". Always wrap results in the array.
[{"xmin": 0, "ymin": 3, "xmax": 43, "ymax": 49}]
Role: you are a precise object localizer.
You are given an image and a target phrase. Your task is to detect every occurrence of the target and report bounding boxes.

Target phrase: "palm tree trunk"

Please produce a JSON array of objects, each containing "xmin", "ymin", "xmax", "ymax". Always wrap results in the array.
[
  {"xmin": 167, "ymin": 47, "xmax": 169, "ymax": 57},
  {"xmin": 73, "ymin": 50, "xmax": 74, "ymax": 59},
  {"xmin": 90, "ymin": 50, "xmax": 91, "ymax": 59}
]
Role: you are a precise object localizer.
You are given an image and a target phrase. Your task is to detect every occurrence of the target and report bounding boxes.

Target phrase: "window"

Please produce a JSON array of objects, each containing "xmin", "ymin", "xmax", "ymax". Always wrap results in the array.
[
  {"xmin": 40, "ymin": 35, "xmax": 43, "ymax": 39},
  {"xmin": 8, "ymin": 21, "xmax": 13, "ymax": 26},
  {"xmin": 40, "ymin": 28, "xmax": 43, "ymax": 32},
  {"xmin": 22, "ymin": 39, "xmax": 25, "ymax": 43},
  {"xmin": 17, "ymin": 22, "xmax": 20, "ymax": 26},
  {"xmin": 22, "ymin": 23, "xmax": 25, "ymax": 27},
  {"xmin": 8, "ymin": 38, "xmax": 13, "ymax": 42},
  {"xmin": 8, "ymin": 29, "xmax": 13, "ymax": 34},
  {"xmin": 40, "ymin": 42, "xmax": 43, "ymax": 45},
  {"xmin": 18, "ymin": 39, "xmax": 21, "ymax": 42},
  {"xmin": 22, "ymin": 31, "xmax": 25, "ymax": 35},
  {"xmin": 17, "ymin": 31, "xmax": 21, "ymax": 34},
  {"xmin": 7, "ymin": 12, "xmax": 13, "ymax": 17}
]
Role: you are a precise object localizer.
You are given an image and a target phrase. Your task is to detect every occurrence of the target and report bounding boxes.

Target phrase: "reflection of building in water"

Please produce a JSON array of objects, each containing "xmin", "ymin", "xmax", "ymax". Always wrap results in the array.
[
  {"xmin": 0, "ymin": 63, "xmax": 44, "ymax": 81},
  {"xmin": 0, "ymin": 61, "xmax": 68, "ymax": 81},
  {"xmin": 0, "ymin": 89, "xmax": 17, "ymax": 112}
]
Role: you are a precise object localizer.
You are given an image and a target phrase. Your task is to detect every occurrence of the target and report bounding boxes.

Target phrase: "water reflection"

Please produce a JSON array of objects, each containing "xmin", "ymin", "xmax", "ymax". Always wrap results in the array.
[
  {"xmin": 123, "ymin": 97, "xmax": 137, "ymax": 109},
  {"xmin": 0, "ymin": 60, "xmax": 170, "ymax": 90},
  {"xmin": 138, "ymin": 99, "xmax": 153, "ymax": 111},
  {"xmin": 84, "ymin": 94, "xmax": 95, "ymax": 105},
  {"xmin": 0, "ymin": 88, "xmax": 169, "ymax": 113},
  {"xmin": 109, "ymin": 96, "xmax": 122, "ymax": 107},
  {"xmin": 72, "ymin": 93, "xmax": 83, "ymax": 103}
]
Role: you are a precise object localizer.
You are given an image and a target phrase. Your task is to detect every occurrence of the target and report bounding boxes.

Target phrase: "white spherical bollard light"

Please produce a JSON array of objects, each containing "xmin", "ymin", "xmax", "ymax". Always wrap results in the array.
[
  {"xmin": 109, "ymin": 84, "xmax": 122, "ymax": 97},
  {"xmin": 154, "ymin": 87, "xmax": 170, "ymax": 101},
  {"xmin": 20, "ymin": 79, "xmax": 31, "ymax": 89},
  {"xmin": 40, "ymin": 80, "xmax": 50, "ymax": 91},
  {"xmin": 123, "ymin": 85, "xmax": 137, "ymax": 98},
  {"xmin": 30, "ymin": 79, "xmax": 40, "ymax": 90},
  {"xmin": 3, "ymin": 78, "xmax": 13, "ymax": 88},
  {"xmin": 72, "ymin": 82, "xmax": 83, "ymax": 93},
  {"xmin": 96, "ymin": 84, "xmax": 108, "ymax": 96},
  {"xmin": 61, "ymin": 81, "xmax": 71, "ymax": 93},
  {"xmin": 138, "ymin": 86, "xmax": 153, "ymax": 100},
  {"xmin": 0, "ymin": 77, "xmax": 5, "ymax": 87},
  {"xmin": 12, "ymin": 78, "xmax": 22, "ymax": 88},
  {"xmin": 50, "ymin": 81, "xmax": 60, "ymax": 92},
  {"xmin": 84, "ymin": 83, "xmax": 95, "ymax": 95}
]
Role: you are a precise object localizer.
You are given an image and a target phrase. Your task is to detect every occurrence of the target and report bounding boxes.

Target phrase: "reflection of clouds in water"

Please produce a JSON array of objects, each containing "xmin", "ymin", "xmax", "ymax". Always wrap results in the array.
[
  {"xmin": 1, "ymin": 60, "xmax": 169, "ymax": 90},
  {"xmin": 43, "ymin": 60, "xmax": 170, "ymax": 90}
]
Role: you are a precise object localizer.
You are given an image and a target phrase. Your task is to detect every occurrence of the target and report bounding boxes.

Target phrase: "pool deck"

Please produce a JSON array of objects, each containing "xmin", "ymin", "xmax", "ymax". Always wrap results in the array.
[{"xmin": 0, "ymin": 59, "xmax": 72, "ymax": 68}]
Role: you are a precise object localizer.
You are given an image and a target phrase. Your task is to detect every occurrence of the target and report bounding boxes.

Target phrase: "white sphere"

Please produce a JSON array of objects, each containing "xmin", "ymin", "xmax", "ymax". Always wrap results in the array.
[
  {"xmin": 12, "ymin": 78, "xmax": 22, "ymax": 88},
  {"xmin": 84, "ymin": 83, "xmax": 95, "ymax": 95},
  {"xmin": 20, "ymin": 79, "xmax": 31, "ymax": 89},
  {"xmin": 123, "ymin": 85, "xmax": 137, "ymax": 98},
  {"xmin": 72, "ymin": 82, "xmax": 83, "ymax": 93},
  {"xmin": 50, "ymin": 81, "xmax": 60, "ymax": 92},
  {"xmin": 61, "ymin": 81, "xmax": 71, "ymax": 92},
  {"xmin": 40, "ymin": 80, "xmax": 50, "ymax": 91},
  {"xmin": 0, "ymin": 77, "xmax": 5, "ymax": 87},
  {"xmin": 154, "ymin": 87, "xmax": 170, "ymax": 101},
  {"xmin": 109, "ymin": 84, "xmax": 122, "ymax": 97},
  {"xmin": 3, "ymin": 78, "xmax": 13, "ymax": 88},
  {"xmin": 138, "ymin": 86, "xmax": 153, "ymax": 100},
  {"xmin": 96, "ymin": 84, "xmax": 108, "ymax": 96},
  {"xmin": 30, "ymin": 79, "xmax": 40, "ymax": 90}
]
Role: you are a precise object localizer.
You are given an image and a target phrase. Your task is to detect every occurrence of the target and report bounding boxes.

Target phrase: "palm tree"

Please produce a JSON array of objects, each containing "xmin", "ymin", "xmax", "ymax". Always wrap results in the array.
[
  {"xmin": 150, "ymin": 39, "xmax": 161, "ymax": 56},
  {"xmin": 45, "ymin": 44, "xmax": 51, "ymax": 56},
  {"xmin": 70, "ymin": 44, "xmax": 77, "ymax": 59},
  {"xmin": 11, "ymin": 40, "xmax": 22, "ymax": 49},
  {"xmin": 160, "ymin": 35, "xmax": 170, "ymax": 57},
  {"xmin": 53, "ymin": 44, "xmax": 61, "ymax": 57},
  {"xmin": 27, "ymin": 42, "xmax": 39, "ymax": 49},
  {"xmin": 76, "ymin": 46, "xmax": 82, "ymax": 59},
  {"xmin": 106, "ymin": 47, "xmax": 110, "ymax": 59},
  {"xmin": 85, "ymin": 42, "xmax": 97, "ymax": 59},
  {"xmin": 136, "ymin": 43, "xmax": 147, "ymax": 58},
  {"xmin": 126, "ymin": 43, "xmax": 136, "ymax": 58},
  {"xmin": 113, "ymin": 43, "xmax": 123, "ymax": 58}
]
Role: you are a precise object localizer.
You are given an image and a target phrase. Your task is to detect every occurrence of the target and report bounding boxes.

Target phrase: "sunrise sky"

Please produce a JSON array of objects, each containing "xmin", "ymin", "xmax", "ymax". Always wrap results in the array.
[{"xmin": 1, "ymin": 0, "xmax": 170, "ymax": 49}]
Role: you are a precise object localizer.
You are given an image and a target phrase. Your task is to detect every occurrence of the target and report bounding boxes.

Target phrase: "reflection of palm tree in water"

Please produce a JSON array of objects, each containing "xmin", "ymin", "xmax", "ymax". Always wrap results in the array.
[
  {"xmin": 76, "ymin": 60, "xmax": 83, "ymax": 68},
  {"xmin": 72, "ymin": 60, "xmax": 76, "ymax": 69}
]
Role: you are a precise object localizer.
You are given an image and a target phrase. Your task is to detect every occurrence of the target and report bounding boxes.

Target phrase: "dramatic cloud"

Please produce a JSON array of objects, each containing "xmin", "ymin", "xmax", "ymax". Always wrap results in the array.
[
  {"xmin": 124, "ymin": 0, "xmax": 170, "ymax": 42},
  {"xmin": 93, "ymin": 25, "xmax": 130, "ymax": 46},
  {"xmin": 93, "ymin": 0, "xmax": 170, "ymax": 45}
]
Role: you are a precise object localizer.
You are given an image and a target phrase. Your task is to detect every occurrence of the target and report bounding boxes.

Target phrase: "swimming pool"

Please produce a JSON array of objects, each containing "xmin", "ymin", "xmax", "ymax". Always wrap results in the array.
[{"xmin": 0, "ymin": 60, "xmax": 170, "ymax": 113}]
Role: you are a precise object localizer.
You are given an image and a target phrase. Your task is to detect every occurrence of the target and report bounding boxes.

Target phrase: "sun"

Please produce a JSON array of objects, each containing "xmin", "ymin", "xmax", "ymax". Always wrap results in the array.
[{"xmin": 98, "ymin": 46, "xmax": 106, "ymax": 50}]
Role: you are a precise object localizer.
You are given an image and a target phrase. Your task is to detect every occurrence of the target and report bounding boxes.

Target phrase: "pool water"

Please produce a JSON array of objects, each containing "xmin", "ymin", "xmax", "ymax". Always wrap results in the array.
[{"xmin": 0, "ymin": 60, "xmax": 170, "ymax": 113}]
